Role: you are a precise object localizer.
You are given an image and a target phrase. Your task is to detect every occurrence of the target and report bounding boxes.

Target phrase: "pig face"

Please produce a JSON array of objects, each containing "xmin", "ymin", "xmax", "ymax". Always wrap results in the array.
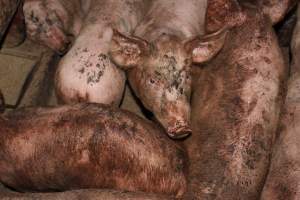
[
  {"xmin": 110, "ymin": 29, "xmax": 227, "ymax": 139},
  {"xmin": 23, "ymin": 1, "xmax": 71, "ymax": 54}
]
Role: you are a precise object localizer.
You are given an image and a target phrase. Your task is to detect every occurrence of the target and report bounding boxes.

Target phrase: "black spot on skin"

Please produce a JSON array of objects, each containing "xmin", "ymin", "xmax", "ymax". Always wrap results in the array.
[{"xmin": 83, "ymin": 48, "xmax": 88, "ymax": 52}]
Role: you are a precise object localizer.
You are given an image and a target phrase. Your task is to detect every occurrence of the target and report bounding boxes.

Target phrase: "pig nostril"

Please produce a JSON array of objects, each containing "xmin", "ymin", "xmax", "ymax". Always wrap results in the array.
[{"xmin": 168, "ymin": 128, "xmax": 192, "ymax": 140}]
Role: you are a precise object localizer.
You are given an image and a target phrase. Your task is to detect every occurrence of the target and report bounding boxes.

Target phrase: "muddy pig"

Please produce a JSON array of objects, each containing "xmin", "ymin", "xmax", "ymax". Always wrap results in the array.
[
  {"xmin": 55, "ymin": 0, "xmax": 151, "ymax": 106},
  {"xmin": 0, "ymin": 103, "xmax": 187, "ymax": 198},
  {"xmin": 206, "ymin": 0, "xmax": 298, "ymax": 33},
  {"xmin": 109, "ymin": 0, "xmax": 227, "ymax": 139},
  {"xmin": 184, "ymin": 1, "xmax": 287, "ymax": 199},
  {"xmin": 23, "ymin": 0, "xmax": 89, "ymax": 54},
  {"xmin": 260, "ymin": 6, "xmax": 300, "ymax": 200},
  {"xmin": 0, "ymin": 0, "xmax": 20, "ymax": 42}
]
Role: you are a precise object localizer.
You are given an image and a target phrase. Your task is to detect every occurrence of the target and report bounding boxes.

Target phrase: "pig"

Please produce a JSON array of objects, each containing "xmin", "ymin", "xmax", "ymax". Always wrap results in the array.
[
  {"xmin": 54, "ymin": 0, "xmax": 151, "ymax": 106},
  {"xmin": 23, "ymin": 0, "xmax": 89, "ymax": 54},
  {"xmin": 184, "ymin": 1, "xmax": 287, "ymax": 199},
  {"xmin": 260, "ymin": 7, "xmax": 300, "ymax": 200},
  {"xmin": 109, "ymin": 0, "xmax": 227, "ymax": 139},
  {"xmin": 206, "ymin": 0, "xmax": 298, "ymax": 33},
  {"xmin": 0, "ymin": 187, "xmax": 173, "ymax": 200},
  {"xmin": 0, "ymin": 0, "xmax": 20, "ymax": 42},
  {"xmin": 0, "ymin": 103, "xmax": 187, "ymax": 198}
]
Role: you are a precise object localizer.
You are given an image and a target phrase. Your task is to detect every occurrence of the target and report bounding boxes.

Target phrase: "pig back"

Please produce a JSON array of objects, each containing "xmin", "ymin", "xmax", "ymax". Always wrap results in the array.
[
  {"xmin": 185, "ymin": 8, "xmax": 286, "ymax": 200},
  {"xmin": 0, "ymin": 103, "xmax": 186, "ymax": 197}
]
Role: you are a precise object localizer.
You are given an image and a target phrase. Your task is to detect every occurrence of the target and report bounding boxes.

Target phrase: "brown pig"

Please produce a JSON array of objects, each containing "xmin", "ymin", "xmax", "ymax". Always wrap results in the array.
[
  {"xmin": 23, "ymin": 0, "xmax": 88, "ymax": 54},
  {"xmin": 109, "ymin": 0, "xmax": 227, "ymax": 139},
  {"xmin": 260, "ymin": 6, "xmax": 300, "ymax": 200},
  {"xmin": 0, "ymin": 103, "xmax": 187, "ymax": 198},
  {"xmin": 0, "ymin": 0, "xmax": 20, "ymax": 42},
  {"xmin": 206, "ymin": 0, "xmax": 298, "ymax": 33},
  {"xmin": 55, "ymin": 0, "xmax": 150, "ymax": 106},
  {"xmin": 184, "ymin": 1, "xmax": 287, "ymax": 199}
]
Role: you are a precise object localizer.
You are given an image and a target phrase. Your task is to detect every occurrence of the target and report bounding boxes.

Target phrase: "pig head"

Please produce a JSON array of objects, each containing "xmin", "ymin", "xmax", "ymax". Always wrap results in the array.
[
  {"xmin": 109, "ymin": 29, "xmax": 227, "ymax": 139},
  {"xmin": 23, "ymin": 0, "xmax": 84, "ymax": 54}
]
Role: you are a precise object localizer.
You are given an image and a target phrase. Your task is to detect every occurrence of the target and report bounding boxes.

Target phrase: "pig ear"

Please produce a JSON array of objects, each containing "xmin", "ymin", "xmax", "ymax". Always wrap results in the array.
[
  {"xmin": 109, "ymin": 29, "xmax": 151, "ymax": 70},
  {"xmin": 184, "ymin": 27, "xmax": 228, "ymax": 64}
]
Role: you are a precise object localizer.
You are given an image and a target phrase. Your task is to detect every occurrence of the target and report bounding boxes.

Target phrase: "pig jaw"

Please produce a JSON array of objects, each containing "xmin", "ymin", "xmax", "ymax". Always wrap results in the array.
[{"xmin": 158, "ymin": 101, "xmax": 192, "ymax": 139}]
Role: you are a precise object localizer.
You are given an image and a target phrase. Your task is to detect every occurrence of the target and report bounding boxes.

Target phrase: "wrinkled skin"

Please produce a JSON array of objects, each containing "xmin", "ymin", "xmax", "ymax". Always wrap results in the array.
[
  {"xmin": 110, "ymin": 0, "xmax": 227, "ymax": 138},
  {"xmin": 260, "ymin": 7, "xmax": 300, "ymax": 200},
  {"xmin": 0, "ymin": 187, "xmax": 173, "ymax": 200},
  {"xmin": 0, "ymin": 0, "xmax": 20, "ymax": 41},
  {"xmin": 23, "ymin": 0, "xmax": 88, "ymax": 54},
  {"xmin": 0, "ymin": 103, "xmax": 187, "ymax": 198},
  {"xmin": 55, "ymin": 0, "xmax": 150, "ymax": 106},
  {"xmin": 184, "ymin": 2, "xmax": 287, "ymax": 200}
]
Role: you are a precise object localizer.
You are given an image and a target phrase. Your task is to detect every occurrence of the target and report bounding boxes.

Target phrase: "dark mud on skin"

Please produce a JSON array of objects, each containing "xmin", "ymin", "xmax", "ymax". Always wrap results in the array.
[{"xmin": 184, "ymin": 3, "xmax": 287, "ymax": 200}]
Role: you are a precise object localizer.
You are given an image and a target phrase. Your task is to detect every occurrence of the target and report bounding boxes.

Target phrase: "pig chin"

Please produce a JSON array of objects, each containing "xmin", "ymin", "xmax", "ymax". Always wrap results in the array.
[{"xmin": 155, "ymin": 102, "xmax": 191, "ymax": 139}]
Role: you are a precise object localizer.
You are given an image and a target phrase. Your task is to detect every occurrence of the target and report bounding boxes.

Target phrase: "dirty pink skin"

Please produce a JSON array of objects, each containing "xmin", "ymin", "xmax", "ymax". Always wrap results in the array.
[
  {"xmin": 0, "ymin": 188, "xmax": 173, "ymax": 200},
  {"xmin": 0, "ymin": 103, "xmax": 187, "ymax": 198},
  {"xmin": 23, "ymin": 0, "xmax": 89, "ymax": 54},
  {"xmin": 0, "ymin": 0, "xmax": 20, "ymax": 41},
  {"xmin": 260, "ymin": 7, "xmax": 300, "ymax": 200},
  {"xmin": 109, "ymin": 0, "xmax": 227, "ymax": 139},
  {"xmin": 184, "ymin": 1, "xmax": 287, "ymax": 199},
  {"xmin": 55, "ymin": 0, "xmax": 150, "ymax": 106}
]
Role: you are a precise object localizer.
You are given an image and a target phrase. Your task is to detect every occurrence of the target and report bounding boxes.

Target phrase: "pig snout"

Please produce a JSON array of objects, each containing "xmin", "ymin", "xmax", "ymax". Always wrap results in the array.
[{"xmin": 160, "ymin": 103, "xmax": 191, "ymax": 139}]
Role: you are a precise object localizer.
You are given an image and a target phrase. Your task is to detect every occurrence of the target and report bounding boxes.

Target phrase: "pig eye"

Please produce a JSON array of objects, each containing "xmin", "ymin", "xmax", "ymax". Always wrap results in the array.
[{"xmin": 150, "ymin": 78, "xmax": 155, "ymax": 84}]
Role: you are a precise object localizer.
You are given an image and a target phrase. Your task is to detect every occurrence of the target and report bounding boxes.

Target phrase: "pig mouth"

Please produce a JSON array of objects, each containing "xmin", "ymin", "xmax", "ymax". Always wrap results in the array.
[{"xmin": 167, "ymin": 125, "xmax": 192, "ymax": 139}]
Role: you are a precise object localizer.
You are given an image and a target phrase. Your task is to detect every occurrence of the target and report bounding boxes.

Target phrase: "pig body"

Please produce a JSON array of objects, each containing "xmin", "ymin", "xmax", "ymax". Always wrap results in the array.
[
  {"xmin": 0, "ymin": 103, "xmax": 186, "ymax": 197},
  {"xmin": 185, "ymin": 3, "xmax": 286, "ymax": 200},
  {"xmin": 0, "ymin": 0, "xmax": 20, "ymax": 41},
  {"xmin": 23, "ymin": 0, "xmax": 88, "ymax": 54},
  {"xmin": 110, "ymin": 0, "xmax": 227, "ymax": 138},
  {"xmin": 260, "ymin": 7, "xmax": 300, "ymax": 200},
  {"xmin": 55, "ymin": 0, "xmax": 151, "ymax": 106}
]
